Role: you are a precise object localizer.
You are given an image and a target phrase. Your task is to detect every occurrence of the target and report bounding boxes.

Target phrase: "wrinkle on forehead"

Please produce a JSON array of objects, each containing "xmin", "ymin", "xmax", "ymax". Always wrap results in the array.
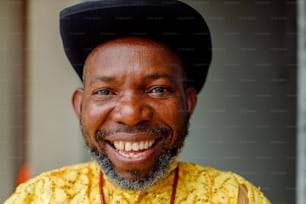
[
  {"xmin": 87, "ymin": 37, "xmax": 182, "ymax": 66},
  {"xmin": 91, "ymin": 37, "xmax": 179, "ymax": 57},
  {"xmin": 83, "ymin": 37, "xmax": 184, "ymax": 85}
]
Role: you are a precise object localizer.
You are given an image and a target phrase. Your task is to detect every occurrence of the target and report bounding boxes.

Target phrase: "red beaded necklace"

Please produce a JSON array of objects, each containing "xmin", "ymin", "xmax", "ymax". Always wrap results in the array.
[{"xmin": 99, "ymin": 167, "xmax": 179, "ymax": 204}]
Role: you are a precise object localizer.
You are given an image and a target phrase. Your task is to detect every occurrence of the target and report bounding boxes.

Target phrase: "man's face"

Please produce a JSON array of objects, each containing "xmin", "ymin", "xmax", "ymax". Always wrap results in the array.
[{"xmin": 72, "ymin": 37, "xmax": 197, "ymax": 190}]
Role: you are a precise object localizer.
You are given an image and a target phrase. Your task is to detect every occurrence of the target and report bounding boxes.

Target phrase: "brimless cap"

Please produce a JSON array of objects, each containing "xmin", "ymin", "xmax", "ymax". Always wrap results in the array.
[{"xmin": 59, "ymin": 0, "xmax": 212, "ymax": 93}]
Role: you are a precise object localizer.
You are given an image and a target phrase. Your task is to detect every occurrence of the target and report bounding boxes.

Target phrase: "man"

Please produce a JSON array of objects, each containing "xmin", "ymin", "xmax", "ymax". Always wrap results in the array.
[{"xmin": 5, "ymin": 0, "xmax": 271, "ymax": 203}]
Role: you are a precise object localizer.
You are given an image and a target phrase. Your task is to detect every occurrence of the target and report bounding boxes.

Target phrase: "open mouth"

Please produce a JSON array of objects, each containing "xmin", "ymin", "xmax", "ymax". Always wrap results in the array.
[{"xmin": 109, "ymin": 139, "xmax": 159, "ymax": 158}]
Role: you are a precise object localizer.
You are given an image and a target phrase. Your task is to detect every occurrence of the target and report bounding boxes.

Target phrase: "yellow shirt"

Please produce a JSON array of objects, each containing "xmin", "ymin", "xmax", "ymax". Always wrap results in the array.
[{"xmin": 5, "ymin": 161, "xmax": 271, "ymax": 204}]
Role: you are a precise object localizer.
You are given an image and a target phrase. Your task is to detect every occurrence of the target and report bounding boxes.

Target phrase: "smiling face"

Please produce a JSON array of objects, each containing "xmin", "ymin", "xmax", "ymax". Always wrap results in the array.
[{"xmin": 72, "ymin": 37, "xmax": 197, "ymax": 190}]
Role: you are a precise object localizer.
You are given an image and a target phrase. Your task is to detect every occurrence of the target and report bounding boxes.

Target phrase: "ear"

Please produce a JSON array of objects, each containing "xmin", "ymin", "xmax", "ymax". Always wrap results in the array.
[
  {"xmin": 185, "ymin": 87, "xmax": 197, "ymax": 115},
  {"xmin": 72, "ymin": 88, "xmax": 84, "ymax": 120}
]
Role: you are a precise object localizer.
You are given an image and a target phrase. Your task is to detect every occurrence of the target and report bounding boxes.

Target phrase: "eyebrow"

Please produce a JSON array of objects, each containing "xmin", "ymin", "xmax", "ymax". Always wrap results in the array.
[
  {"xmin": 145, "ymin": 73, "xmax": 173, "ymax": 81},
  {"xmin": 146, "ymin": 72, "xmax": 187, "ymax": 87},
  {"xmin": 88, "ymin": 72, "xmax": 177, "ymax": 86},
  {"xmin": 91, "ymin": 76, "xmax": 115, "ymax": 83}
]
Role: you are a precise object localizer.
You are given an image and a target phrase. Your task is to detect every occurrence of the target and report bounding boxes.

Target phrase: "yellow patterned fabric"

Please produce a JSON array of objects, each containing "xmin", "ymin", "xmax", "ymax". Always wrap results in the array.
[{"xmin": 5, "ymin": 161, "xmax": 271, "ymax": 204}]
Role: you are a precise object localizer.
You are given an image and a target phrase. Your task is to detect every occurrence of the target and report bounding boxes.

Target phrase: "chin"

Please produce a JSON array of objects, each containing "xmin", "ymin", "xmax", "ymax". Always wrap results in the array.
[{"xmin": 90, "ymin": 147, "xmax": 178, "ymax": 191}]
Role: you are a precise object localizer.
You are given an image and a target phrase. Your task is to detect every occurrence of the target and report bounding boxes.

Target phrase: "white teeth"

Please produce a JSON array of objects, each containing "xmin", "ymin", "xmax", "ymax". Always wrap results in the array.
[
  {"xmin": 148, "ymin": 140, "xmax": 154, "ymax": 147},
  {"xmin": 114, "ymin": 141, "xmax": 119, "ymax": 150},
  {"xmin": 118, "ymin": 151, "xmax": 145, "ymax": 158},
  {"xmin": 139, "ymin": 141, "xmax": 145, "ymax": 150},
  {"xmin": 125, "ymin": 143, "xmax": 132, "ymax": 151},
  {"xmin": 144, "ymin": 141, "xmax": 148, "ymax": 149},
  {"xmin": 114, "ymin": 141, "xmax": 125, "ymax": 151},
  {"xmin": 132, "ymin": 143, "xmax": 139, "ymax": 151},
  {"xmin": 118, "ymin": 141, "xmax": 124, "ymax": 151},
  {"xmin": 113, "ymin": 140, "xmax": 155, "ymax": 152}
]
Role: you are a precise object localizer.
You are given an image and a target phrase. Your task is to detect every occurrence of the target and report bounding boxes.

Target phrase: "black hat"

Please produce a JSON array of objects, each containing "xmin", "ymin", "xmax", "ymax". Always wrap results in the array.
[{"xmin": 60, "ymin": 0, "xmax": 212, "ymax": 93}]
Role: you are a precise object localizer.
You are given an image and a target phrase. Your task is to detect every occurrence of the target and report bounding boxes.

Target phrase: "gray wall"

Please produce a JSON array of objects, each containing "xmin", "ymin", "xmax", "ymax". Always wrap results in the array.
[
  {"xmin": 297, "ymin": 0, "xmax": 306, "ymax": 203},
  {"xmin": 26, "ymin": 0, "xmax": 84, "ymax": 177},
  {"xmin": 1, "ymin": 0, "xmax": 296, "ymax": 203},
  {"xmin": 0, "ymin": 1, "xmax": 24, "ymax": 202},
  {"xmin": 180, "ymin": 1, "xmax": 296, "ymax": 203}
]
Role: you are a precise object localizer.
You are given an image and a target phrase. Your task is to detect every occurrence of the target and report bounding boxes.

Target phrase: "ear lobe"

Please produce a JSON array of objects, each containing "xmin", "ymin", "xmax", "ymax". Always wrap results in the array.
[
  {"xmin": 72, "ymin": 88, "xmax": 84, "ymax": 119},
  {"xmin": 186, "ymin": 87, "xmax": 197, "ymax": 115}
]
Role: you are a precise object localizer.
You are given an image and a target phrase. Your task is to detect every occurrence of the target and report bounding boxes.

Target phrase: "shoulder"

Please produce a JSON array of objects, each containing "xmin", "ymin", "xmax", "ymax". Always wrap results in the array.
[
  {"xmin": 4, "ymin": 161, "xmax": 100, "ymax": 204},
  {"xmin": 177, "ymin": 162, "xmax": 271, "ymax": 204}
]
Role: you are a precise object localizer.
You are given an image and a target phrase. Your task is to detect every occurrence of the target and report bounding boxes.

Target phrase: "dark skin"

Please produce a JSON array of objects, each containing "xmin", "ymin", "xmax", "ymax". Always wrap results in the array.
[{"xmin": 72, "ymin": 37, "xmax": 197, "ymax": 180}]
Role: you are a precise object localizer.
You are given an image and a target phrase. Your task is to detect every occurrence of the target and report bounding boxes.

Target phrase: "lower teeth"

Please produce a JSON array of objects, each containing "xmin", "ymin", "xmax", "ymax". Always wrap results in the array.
[{"xmin": 119, "ymin": 151, "xmax": 145, "ymax": 158}]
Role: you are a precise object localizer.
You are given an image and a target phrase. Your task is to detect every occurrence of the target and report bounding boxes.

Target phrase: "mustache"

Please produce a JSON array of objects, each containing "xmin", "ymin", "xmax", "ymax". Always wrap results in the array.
[{"xmin": 95, "ymin": 124, "xmax": 172, "ymax": 141}]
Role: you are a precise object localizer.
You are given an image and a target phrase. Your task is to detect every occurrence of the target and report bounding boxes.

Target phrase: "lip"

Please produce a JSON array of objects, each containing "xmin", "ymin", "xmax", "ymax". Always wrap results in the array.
[
  {"xmin": 106, "ymin": 141, "xmax": 157, "ymax": 163},
  {"xmin": 104, "ymin": 132, "xmax": 164, "ymax": 164},
  {"xmin": 104, "ymin": 132, "xmax": 162, "ymax": 142}
]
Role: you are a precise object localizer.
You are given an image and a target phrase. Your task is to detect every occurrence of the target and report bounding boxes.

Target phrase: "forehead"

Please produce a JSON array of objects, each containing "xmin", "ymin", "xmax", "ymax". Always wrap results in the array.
[
  {"xmin": 84, "ymin": 37, "xmax": 184, "ymax": 80},
  {"xmin": 92, "ymin": 36, "xmax": 178, "ymax": 52}
]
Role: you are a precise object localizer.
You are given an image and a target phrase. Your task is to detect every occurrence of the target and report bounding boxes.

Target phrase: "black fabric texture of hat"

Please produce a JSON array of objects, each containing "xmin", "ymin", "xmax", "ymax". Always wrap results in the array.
[{"xmin": 60, "ymin": 0, "xmax": 212, "ymax": 93}]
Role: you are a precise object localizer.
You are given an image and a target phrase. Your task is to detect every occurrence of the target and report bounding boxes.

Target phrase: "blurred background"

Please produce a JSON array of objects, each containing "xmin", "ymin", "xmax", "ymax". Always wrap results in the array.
[{"xmin": 0, "ymin": 0, "xmax": 300, "ymax": 203}]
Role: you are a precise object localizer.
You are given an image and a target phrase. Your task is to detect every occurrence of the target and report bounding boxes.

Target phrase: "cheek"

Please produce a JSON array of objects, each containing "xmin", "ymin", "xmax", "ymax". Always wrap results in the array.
[
  {"xmin": 158, "ymin": 98, "xmax": 187, "ymax": 121},
  {"xmin": 80, "ymin": 100, "xmax": 114, "ymax": 144},
  {"xmin": 154, "ymin": 99, "xmax": 188, "ymax": 140}
]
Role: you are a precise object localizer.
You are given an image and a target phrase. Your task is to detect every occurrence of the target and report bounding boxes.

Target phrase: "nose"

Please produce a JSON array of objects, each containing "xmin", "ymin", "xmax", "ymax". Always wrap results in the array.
[{"xmin": 111, "ymin": 92, "xmax": 153, "ymax": 126}]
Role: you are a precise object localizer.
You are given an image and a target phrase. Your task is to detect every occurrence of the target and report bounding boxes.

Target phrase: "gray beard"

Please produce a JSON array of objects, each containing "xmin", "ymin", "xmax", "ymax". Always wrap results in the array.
[
  {"xmin": 90, "ymin": 148, "xmax": 178, "ymax": 191},
  {"xmin": 81, "ymin": 116, "xmax": 189, "ymax": 191}
]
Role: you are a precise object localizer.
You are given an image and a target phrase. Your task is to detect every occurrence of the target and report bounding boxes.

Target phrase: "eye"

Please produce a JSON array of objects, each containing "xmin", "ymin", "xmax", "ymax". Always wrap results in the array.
[
  {"xmin": 147, "ymin": 86, "xmax": 172, "ymax": 98},
  {"xmin": 94, "ymin": 88, "xmax": 115, "ymax": 96},
  {"xmin": 152, "ymin": 87, "xmax": 166, "ymax": 93}
]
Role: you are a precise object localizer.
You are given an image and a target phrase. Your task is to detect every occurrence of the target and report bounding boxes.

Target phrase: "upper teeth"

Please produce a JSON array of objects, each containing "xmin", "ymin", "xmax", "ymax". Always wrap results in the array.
[{"xmin": 113, "ymin": 140, "xmax": 155, "ymax": 152}]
